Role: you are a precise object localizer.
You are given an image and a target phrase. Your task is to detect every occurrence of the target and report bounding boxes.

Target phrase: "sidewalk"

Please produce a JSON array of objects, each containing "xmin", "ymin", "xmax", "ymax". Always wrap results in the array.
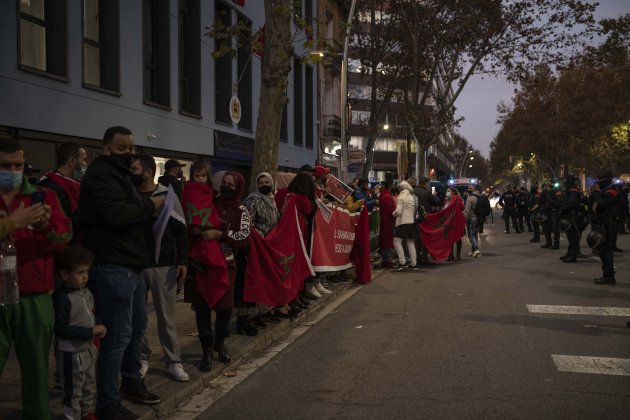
[{"xmin": 0, "ymin": 272, "xmax": 371, "ymax": 419}]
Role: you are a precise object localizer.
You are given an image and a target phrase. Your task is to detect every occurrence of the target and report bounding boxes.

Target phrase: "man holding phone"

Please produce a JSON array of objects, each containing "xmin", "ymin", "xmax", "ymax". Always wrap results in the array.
[
  {"xmin": 79, "ymin": 126, "xmax": 165, "ymax": 419},
  {"xmin": 0, "ymin": 134, "xmax": 72, "ymax": 419}
]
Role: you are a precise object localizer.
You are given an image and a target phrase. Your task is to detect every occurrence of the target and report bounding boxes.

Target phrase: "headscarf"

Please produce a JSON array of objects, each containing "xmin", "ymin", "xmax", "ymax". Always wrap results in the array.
[
  {"xmin": 254, "ymin": 172, "xmax": 279, "ymax": 212},
  {"xmin": 216, "ymin": 171, "xmax": 246, "ymax": 211},
  {"xmin": 212, "ymin": 171, "xmax": 226, "ymax": 191}
]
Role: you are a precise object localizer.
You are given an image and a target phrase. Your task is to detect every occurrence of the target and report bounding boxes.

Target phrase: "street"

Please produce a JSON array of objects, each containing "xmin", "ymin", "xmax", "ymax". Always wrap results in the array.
[{"xmin": 174, "ymin": 217, "xmax": 630, "ymax": 419}]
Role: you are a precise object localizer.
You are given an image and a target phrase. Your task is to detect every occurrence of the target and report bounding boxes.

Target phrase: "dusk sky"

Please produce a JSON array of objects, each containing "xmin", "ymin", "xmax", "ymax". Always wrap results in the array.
[{"xmin": 455, "ymin": 0, "xmax": 630, "ymax": 158}]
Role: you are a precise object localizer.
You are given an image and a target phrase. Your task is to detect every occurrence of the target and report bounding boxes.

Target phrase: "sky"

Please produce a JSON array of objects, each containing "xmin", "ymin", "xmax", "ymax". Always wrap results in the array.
[{"xmin": 455, "ymin": 0, "xmax": 630, "ymax": 158}]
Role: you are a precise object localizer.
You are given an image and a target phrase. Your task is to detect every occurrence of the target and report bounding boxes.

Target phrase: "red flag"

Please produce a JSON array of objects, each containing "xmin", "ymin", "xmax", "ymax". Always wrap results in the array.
[
  {"xmin": 351, "ymin": 206, "xmax": 372, "ymax": 284},
  {"xmin": 244, "ymin": 196, "xmax": 314, "ymax": 306},
  {"xmin": 182, "ymin": 182, "xmax": 230, "ymax": 308},
  {"xmin": 419, "ymin": 199, "xmax": 466, "ymax": 261}
]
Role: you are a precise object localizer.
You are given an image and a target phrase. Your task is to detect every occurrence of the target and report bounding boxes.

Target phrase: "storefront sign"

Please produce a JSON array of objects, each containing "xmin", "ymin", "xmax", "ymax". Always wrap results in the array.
[
  {"xmin": 214, "ymin": 131, "xmax": 253, "ymax": 161},
  {"xmin": 348, "ymin": 149, "xmax": 366, "ymax": 164}
]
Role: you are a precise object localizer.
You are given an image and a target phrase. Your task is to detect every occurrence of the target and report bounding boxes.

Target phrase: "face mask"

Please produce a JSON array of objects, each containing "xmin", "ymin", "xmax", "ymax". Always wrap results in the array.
[
  {"xmin": 74, "ymin": 165, "xmax": 87, "ymax": 180},
  {"xmin": 259, "ymin": 185, "xmax": 273, "ymax": 195},
  {"xmin": 130, "ymin": 174, "xmax": 145, "ymax": 187},
  {"xmin": 220, "ymin": 184, "xmax": 236, "ymax": 198},
  {"xmin": 446, "ymin": 191, "xmax": 452, "ymax": 198},
  {"xmin": 0, "ymin": 171, "xmax": 23, "ymax": 190},
  {"xmin": 111, "ymin": 152, "xmax": 134, "ymax": 170}
]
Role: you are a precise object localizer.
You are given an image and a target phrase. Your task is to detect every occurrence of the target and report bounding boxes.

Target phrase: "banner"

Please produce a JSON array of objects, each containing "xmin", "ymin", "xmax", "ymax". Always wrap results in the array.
[
  {"xmin": 311, "ymin": 204, "xmax": 358, "ymax": 272},
  {"xmin": 419, "ymin": 199, "xmax": 466, "ymax": 262},
  {"xmin": 324, "ymin": 174, "xmax": 354, "ymax": 203}
]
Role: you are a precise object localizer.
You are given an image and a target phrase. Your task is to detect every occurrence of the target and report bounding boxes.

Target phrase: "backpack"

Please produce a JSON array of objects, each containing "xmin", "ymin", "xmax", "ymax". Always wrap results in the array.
[{"xmin": 474, "ymin": 194, "xmax": 491, "ymax": 218}]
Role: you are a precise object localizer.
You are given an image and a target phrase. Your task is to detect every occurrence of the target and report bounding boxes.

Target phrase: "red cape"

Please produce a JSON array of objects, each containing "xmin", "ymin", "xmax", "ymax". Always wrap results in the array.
[
  {"xmin": 182, "ymin": 182, "xmax": 230, "ymax": 308},
  {"xmin": 419, "ymin": 198, "xmax": 466, "ymax": 262},
  {"xmin": 244, "ymin": 196, "xmax": 314, "ymax": 306}
]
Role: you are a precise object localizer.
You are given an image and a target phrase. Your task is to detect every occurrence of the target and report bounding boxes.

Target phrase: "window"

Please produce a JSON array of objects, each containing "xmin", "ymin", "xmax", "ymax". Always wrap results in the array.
[
  {"xmin": 143, "ymin": 0, "xmax": 170, "ymax": 108},
  {"xmin": 179, "ymin": 0, "xmax": 201, "ymax": 116},
  {"xmin": 215, "ymin": 1, "xmax": 232, "ymax": 124},
  {"xmin": 83, "ymin": 0, "xmax": 120, "ymax": 93},
  {"xmin": 293, "ymin": 58, "xmax": 303, "ymax": 146},
  {"xmin": 18, "ymin": 0, "xmax": 67, "ymax": 79},
  {"xmin": 305, "ymin": 65, "xmax": 313, "ymax": 149},
  {"xmin": 236, "ymin": 15, "xmax": 252, "ymax": 130}
]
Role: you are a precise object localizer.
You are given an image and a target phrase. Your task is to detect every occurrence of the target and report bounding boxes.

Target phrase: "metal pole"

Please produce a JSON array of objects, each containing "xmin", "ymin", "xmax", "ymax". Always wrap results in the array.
[
  {"xmin": 340, "ymin": 0, "xmax": 358, "ymax": 183},
  {"xmin": 458, "ymin": 151, "xmax": 471, "ymax": 178}
]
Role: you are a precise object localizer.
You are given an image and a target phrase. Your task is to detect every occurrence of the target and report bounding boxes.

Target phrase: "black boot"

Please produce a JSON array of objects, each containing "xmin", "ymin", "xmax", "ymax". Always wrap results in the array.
[
  {"xmin": 199, "ymin": 347, "xmax": 212, "ymax": 372},
  {"xmin": 594, "ymin": 276, "xmax": 616, "ymax": 285},
  {"xmin": 551, "ymin": 243, "xmax": 560, "ymax": 249},
  {"xmin": 214, "ymin": 339, "xmax": 231, "ymax": 364},
  {"xmin": 237, "ymin": 316, "xmax": 258, "ymax": 336},
  {"xmin": 541, "ymin": 243, "xmax": 552, "ymax": 249}
]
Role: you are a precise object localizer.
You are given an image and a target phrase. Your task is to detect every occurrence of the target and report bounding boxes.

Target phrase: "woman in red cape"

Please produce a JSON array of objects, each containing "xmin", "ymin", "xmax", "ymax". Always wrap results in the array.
[
  {"xmin": 445, "ymin": 187, "xmax": 466, "ymax": 261},
  {"xmin": 378, "ymin": 180, "xmax": 396, "ymax": 268}
]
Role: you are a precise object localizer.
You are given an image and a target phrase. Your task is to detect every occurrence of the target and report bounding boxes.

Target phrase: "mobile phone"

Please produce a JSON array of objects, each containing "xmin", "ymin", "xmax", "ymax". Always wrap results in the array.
[{"xmin": 31, "ymin": 191, "xmax": 46, "ymax": 206}]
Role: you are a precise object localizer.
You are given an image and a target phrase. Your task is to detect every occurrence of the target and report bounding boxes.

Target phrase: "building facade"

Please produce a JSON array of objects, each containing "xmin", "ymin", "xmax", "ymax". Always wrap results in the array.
[{"xmin": 0, "ymin": 0, "xmax": 318, "ymax": 185}]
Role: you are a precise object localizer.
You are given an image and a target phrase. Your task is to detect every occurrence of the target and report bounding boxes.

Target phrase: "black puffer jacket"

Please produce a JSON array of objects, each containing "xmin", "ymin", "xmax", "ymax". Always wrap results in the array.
[{"xmin": 79, "ymin": 155, "xmax": 155, "ymax": 268}]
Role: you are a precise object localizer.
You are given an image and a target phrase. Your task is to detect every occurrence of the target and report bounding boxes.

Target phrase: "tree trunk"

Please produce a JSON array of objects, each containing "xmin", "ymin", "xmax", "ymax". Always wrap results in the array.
[{"xmin": 250, "ymin": 0, "xmax": 293, "ymax": 192}]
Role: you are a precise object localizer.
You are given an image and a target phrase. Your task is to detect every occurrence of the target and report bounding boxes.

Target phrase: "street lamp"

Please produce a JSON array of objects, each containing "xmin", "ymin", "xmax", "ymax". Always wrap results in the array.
[
  {"xmin": 458, "ymin": 150, "xmax": 473, "ymax": 178},
  {"xmin": 340, "ymin": 0, "xmax": 359, "ymax": 183}
]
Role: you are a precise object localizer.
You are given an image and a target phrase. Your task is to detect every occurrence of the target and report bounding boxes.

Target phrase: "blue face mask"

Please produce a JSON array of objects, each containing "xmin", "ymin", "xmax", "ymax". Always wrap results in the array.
[{"xmin": 0, "ymin": 171, "xmax": 23, "ymax": 190}]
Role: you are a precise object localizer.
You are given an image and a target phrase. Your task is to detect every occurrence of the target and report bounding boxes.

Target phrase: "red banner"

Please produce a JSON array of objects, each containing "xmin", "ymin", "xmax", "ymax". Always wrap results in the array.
[{"xmin": 311, "ymin": 205, "xmax": 358, "ymax": 272}]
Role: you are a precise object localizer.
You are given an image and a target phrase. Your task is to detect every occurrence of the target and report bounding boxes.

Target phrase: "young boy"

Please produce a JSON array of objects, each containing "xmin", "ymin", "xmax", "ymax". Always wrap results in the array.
[{"xmin": 53, "ymin": 246, "xmax": 106, "ymax": 420}]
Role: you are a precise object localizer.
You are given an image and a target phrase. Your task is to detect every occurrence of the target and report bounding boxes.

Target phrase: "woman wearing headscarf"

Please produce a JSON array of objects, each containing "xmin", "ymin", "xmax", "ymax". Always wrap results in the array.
[
  {"xmin": 242, "ymin": 172, "xmax": 282, "ymax": 326},
  {"xmin": 444, "ymin": 187, "xmax": 465, "ymax": 261},
  {"xmin": 212, "ymin": 171, "xmax": 253, "ymax": 341}
]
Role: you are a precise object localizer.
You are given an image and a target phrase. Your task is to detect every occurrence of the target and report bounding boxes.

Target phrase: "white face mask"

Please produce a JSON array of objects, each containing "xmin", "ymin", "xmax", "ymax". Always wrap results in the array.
[{"xmin": 446, "ymin": 191, "xmax": 452, "ymax": 198}]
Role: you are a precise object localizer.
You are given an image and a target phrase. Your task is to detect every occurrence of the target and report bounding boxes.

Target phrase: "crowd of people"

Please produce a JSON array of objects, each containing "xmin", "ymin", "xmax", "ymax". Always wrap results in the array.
[{"xmin": 0, "ymin": 126, "xmax": 627, "ymax": 420}]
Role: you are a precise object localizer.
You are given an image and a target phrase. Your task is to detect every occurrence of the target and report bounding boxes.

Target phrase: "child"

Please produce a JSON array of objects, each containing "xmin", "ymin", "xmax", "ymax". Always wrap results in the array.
[{"xmin": 53, "ymin": 246, "xmax": 106, "ymax": 420}]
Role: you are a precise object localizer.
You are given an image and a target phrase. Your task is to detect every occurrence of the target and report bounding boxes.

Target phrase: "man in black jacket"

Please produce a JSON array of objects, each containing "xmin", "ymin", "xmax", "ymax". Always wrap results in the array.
[
  {"xmin": 158, "ymin": 159, "xmax": 185, "ymax": 200},
  {"xmin": 132, "ymin": 154, "xmax": 190, "ymax": 383},
  {"xmin": 80, "ymin": 126, "xmax": 164, "ymax": 419}
]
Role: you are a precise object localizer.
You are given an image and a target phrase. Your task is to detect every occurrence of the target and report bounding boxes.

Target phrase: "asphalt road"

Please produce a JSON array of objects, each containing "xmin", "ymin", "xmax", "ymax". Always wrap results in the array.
[{"xmin": 188, "ymin": 217, "xmax": 630, "ymax": 419}]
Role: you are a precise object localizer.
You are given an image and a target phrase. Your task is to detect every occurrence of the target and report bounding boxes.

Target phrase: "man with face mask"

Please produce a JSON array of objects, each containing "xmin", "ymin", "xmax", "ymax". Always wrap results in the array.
[
  {"xmin": 79, "ymin": 126, "xmax": 165, "ymax": 418},
  {"xmin": 131, "ymin": 154, "xmax": 190, "ymax": 383},
  {"xmin": 158, "ymin": 159, "xmax": 186, "ymax": 201},
  {"xmin": 38, "ymin": 142, "xmax": 87, "ymax": 232},
  {"xmin": 0, "ymin": 134, "xmax": 72, "ymax": 419}
]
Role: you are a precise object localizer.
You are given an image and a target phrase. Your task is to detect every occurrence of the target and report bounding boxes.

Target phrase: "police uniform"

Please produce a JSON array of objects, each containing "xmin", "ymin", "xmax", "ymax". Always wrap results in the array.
[
  {"xmin": 529, "ymin": 187, "xmax": 544, "ymax": 242},
  {"xmin": 549, "ymin": 184, "xmax": 564, "ymax": 249},
  {"xmin": 560, "ymin": 176, "xmax": 582, "ymax": 262},
  {"xmin": 517, "ymin": 189, "xmax": 533, "ymax": 233},
  {"xmin": 593, "ymin": 174, "xmax": 622, "ymax": 284},
  {"xmin": 498, "ymin": 187, "xmax": 520, "ymax": 233},
  {"xmin": 540, "ymin": 185, "xmax": 553, "ymax": 248}
]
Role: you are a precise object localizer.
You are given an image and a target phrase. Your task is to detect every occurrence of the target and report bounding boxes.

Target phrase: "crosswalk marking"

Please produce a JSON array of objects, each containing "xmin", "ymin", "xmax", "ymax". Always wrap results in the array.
[
  {"xmin": 552, "ymin": 355, "xmax": 630, "ymax": 376},
  {"xmin": 527, "ymin": 305, "xmax": 630, "ymax": 316}
]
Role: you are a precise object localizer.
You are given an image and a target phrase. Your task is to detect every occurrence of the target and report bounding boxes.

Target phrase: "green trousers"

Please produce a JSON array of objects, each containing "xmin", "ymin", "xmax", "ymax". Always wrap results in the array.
[{"xmin": 0, "ymin": 293, "xmax": 54, "ymax": 420}]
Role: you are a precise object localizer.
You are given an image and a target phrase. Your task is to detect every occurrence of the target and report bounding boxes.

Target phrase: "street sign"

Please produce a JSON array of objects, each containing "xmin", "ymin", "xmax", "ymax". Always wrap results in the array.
[{"xmin": 347, "ymin": 149, "xmax": 366, "ymax": 164}]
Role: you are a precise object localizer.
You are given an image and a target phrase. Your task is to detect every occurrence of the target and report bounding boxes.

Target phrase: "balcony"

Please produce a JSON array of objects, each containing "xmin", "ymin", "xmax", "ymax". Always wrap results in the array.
[{"xmin": 323, "ymin": 114, "xmax": 341, "ymax": 139}]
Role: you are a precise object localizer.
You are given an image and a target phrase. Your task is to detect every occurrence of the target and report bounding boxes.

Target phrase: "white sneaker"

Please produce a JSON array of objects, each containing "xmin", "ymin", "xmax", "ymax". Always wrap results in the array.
[
  {"xmin": 140, "ymin": 360, "xmax": 149, "ymax": 379},
  {"xmin": 166, "ymin": 363, "xmax": 190, "ymax": 382},
  {"xmin": 479, "ymin": 232, "xmax": 487, "ymax": 237},
  {"xmin": 315, "ymin": 282, "xmax": 332, "ymax": 295},
  {"xmin": 473, "ymin": 250, "xmax": 481, "ymax": 258},
  {"xmin": 176, "ymin": 292, "xmax": 184, "ymax": 302},
  {"xmin": 306, "ymin": 284, "xmax": 322, "ymax": 298},
  {"xmin": 466, "ymin": 252, "xmax": 473, "ymax": 257}
]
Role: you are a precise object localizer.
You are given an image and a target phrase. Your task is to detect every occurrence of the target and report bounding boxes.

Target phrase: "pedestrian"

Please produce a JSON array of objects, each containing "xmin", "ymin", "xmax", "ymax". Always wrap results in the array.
[
  {"xmin": 464, "ymin": 184, "xmax": 482, "ymax": 258},
  {"xmin": 529, "ymin": 185, "xmax": 544, "ymax": 243},
  {"xmin": 413, "ymin": 176, "xmax": 440, "ymax": 265},
  {"xmin": 540, "ymin": 183, "xmax": 554, "ymax": 248},
  {"xmin": 131, "ymin": 154, "xmax": 190, "ymax": 382},
  {"xmin": 243, "ymin": 172, "xmax": 283, "ymax": 325},
  {"xmin": 0, "ymin": 134, "xmax": 72, "ymax": 420},
  {"xmin": 517, "ymin": 186, "xmax": 533, "ymax": 233},
  {"xmin": 592, "ymin": 172, "xmax": 622, "ymax": 285},
  {"xmin": 80, "ymin": 126, "xmax": 164, "ymax": 418},
  {"xmin": 158, "ymin": 159, "xmax": 186, "ymax": 200},
  {"xmin": 559, "ymin": 175, "xmax": 582, "ymax": 263},
  {"xmin": 549, "ymin": 181, "xmax": 564, "ymax": 249},
  {"xmin": 445, "ymin": 187, "xmax": 464, "ymax": 261},
  {"xmin": 498, "ymin": 185, "xmax": 520, "ymax": 233},
  {"xmin": 53, "ymin": 246, "xmax": 104, "ymax": 420},
  {"xmin": 378, "ymin": 180, "xmax": 396, "ymax": 268},
  {"xmin": 392, "ymin": 180, "xmax": 419, "ymax": 271}
]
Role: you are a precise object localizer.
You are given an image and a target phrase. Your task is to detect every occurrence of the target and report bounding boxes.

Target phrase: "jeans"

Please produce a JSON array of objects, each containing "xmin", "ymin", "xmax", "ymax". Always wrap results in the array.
[
  {"xmin": 467, "ymin": 219, "xmax": 479, "ymax": 252},
  {"xmin": 88, "ymin": 265, "xmax": 147, "ymax": 410}
]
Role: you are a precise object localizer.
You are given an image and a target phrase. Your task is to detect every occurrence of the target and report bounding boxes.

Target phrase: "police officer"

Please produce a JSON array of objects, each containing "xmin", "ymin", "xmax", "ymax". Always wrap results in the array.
[
  {"xmin": 540, "ymin": 183, "xmax": 553, "ymax": 248},
  {"xmin": 529, "ymin": 185, "xmax": 543, "ymax": 243},
  {"xmin": 549, "ymin": 180, "xmax": 564, "ymax": 249},
  {"xmin": 517, "ymin": 187, "xmax": 533, "ymax": 233},
  {"xmin": 560, "ymin": 175, "xmax": 581, "ymax": 262},
  {"xmin": 498, "ymin": 185, "xmax": 520, "ymax": 233},
  {"xmin": 592, "ymin": 172, "xmax": 622, "ymax": 284}
]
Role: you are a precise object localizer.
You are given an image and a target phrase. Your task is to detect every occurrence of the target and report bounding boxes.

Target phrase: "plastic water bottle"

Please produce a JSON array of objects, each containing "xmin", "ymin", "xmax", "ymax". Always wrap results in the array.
[{"xmin": 0, "ymin": 239, "xmax": 19, "ymax": 305}]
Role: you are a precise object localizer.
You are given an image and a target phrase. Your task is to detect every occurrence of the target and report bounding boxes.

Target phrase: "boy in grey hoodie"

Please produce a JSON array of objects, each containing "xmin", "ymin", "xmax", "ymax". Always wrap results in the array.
[{"xmin": 53, "ymin": 246, "xmax": 106, "ymax": 420}]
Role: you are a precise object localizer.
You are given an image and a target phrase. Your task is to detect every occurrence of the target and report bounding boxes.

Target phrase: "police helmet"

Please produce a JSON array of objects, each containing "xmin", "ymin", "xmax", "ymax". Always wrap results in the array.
[
  {"xmin": 586, "ymin": 229, "xmax": 605, "ymax": 250},
  {"xmin": 559, "ymin": 217, "xmax": 572, "ymax": 232},
  {"xmin": 564, "ymin": 174, "xmax": 577, "ymax": 188},
  {"xmin": 597, "ymin": 171, "xmax": 613, "ymax": 190}
]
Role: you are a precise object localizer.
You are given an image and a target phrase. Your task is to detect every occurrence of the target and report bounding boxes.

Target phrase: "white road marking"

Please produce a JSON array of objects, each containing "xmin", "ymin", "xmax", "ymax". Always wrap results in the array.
[
  {"xmin": 527, "ymin": 305, "xmax": 630, "ymax": 316},
  {"xmin": 552, "ymin": 355, "xmax": 630, "ymax": 376},
  {"xmin": 168, "ymin": 285, "xmax": 364, "ymax": 420}
]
